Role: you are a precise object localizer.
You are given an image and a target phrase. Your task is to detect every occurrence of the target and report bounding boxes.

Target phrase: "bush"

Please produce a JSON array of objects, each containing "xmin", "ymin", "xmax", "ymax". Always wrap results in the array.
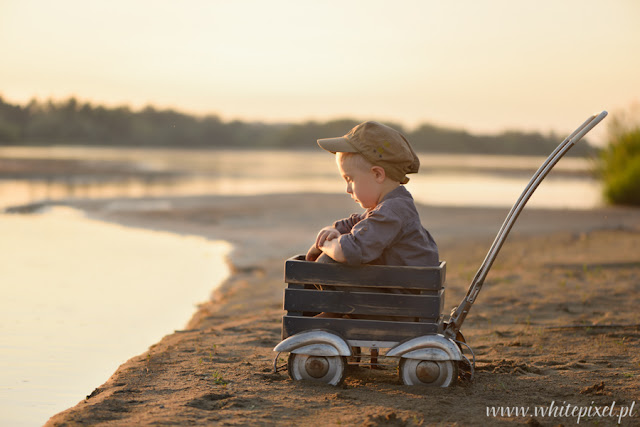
[{"xmin": 599, "ymin": 113, "xmax": 640, "ymax": 206}]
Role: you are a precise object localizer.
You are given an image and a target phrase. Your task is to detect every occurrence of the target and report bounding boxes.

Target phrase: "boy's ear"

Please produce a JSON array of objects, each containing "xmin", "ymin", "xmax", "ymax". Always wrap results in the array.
[{"xmin": 371, "ymin": 165, "xmax": 386, "ymax": 182}]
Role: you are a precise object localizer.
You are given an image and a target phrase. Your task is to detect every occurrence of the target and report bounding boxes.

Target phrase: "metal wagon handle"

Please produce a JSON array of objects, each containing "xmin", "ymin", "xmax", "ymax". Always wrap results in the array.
[{"xmin": 444, "ymin": 111, "xmax": 608, "ymax": 339}]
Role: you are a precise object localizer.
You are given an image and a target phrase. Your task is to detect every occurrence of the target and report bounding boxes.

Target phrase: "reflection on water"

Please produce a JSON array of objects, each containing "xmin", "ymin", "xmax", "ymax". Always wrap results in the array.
[
  {"xmin": 0, "ymin": 207, "xmax": 230, "ymax": 427},
  {"xmin": 407, "ymin": 172, "xmax": 601, "ymax": 210},
  {"xmin": 0, "ymin": 146, "xmax": 602, "ymax": 210}
]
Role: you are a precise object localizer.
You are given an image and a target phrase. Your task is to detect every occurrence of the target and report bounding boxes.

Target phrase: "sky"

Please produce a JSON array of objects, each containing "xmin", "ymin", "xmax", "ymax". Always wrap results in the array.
[{"xmin": 1, "ymin": 0, "xmax": 639, "ymax": 144}]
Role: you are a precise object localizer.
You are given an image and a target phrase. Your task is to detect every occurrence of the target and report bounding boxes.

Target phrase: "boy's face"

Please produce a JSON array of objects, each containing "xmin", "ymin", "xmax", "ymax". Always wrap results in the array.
[{"xmin": 337, "ymin": 154, "xmax": 382, "ymax": 209}]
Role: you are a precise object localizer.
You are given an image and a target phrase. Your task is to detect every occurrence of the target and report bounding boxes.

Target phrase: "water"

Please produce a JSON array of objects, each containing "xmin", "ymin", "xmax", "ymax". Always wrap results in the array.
[
  {"xmin": 407, "ymin": 171, "xmax": 600, "ymax": 210},
  {"xmin": 0, "ymin": 207, "xmax": 230, "ymax": 427},
  {"xmin": 0, "ymin": 146, "xmax": 603, "ymax": 210}
]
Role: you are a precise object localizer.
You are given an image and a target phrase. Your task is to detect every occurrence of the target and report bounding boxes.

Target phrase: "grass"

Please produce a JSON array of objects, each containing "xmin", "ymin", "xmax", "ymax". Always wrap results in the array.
[
  {"xmin": 211, "ymin": 370, "xmax": 228, "ymax": 385},
  {"xmin": 597, "ymin": 110, "xmax": 640, "ymax": 206}
]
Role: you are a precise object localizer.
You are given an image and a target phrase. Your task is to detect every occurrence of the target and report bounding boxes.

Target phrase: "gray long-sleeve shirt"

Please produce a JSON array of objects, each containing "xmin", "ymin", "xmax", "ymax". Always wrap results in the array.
[{"xmin": 335, "ymin": 186, "xmax": 439, "ymax": 266}]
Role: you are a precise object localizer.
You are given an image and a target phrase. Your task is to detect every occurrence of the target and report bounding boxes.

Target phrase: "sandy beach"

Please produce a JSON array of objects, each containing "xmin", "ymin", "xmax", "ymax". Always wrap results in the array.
[{"xmin": 34, "ymin": 191, "xmax": 640, "ymax": 426}]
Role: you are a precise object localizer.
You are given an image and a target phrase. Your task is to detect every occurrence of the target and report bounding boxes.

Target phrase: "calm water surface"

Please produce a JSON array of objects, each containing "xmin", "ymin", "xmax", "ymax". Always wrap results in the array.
[
  {"xmin": 0, "ymin": 207, "xmax": 230, "ymax": 427},
  {"xmin": 0, "ymin": 146, "xmax": 603, "ymax": 210}
]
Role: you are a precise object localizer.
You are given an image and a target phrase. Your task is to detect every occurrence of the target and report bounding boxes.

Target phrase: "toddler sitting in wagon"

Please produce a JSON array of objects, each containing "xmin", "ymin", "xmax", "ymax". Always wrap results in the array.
[
  {"xmin": 305, "ymin": 121, "xmax": 440, "ymax": 365},
  {"xmin": 306, "ymin": 120, "xmax": 439, "ymax": 272}
]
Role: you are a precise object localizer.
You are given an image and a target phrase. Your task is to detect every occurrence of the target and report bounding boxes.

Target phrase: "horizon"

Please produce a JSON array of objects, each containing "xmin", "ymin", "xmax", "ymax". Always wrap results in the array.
[
  {"xmin": 0, "ymin": 93, "xmax": 588, "ymax": 138},
  {"xmin": 2, "ymin": 0, "xmax": 639, "ymax": 145}
]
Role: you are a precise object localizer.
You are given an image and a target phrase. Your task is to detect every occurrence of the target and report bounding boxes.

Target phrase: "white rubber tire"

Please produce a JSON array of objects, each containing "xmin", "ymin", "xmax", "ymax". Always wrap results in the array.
[
  {"xmin": 288, "ymin": 353, "xmax": 347, "ymax": 386},
  {"xmin": 399, "ymin": 358, "xmax": 458, "ymax": 387}
]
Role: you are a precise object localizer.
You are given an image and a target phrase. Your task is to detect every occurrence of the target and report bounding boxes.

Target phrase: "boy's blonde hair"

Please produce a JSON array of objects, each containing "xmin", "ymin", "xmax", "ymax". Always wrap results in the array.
[{"xmin": 336, "ymin": 152, "xmax": 375, "ymax": 173}]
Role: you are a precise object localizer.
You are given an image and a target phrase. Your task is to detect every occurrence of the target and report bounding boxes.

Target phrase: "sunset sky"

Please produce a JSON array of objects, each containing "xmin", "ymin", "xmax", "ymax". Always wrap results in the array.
[{"xmin": 1, "ymin": 0, "xmax": 638, "ymax": 144}]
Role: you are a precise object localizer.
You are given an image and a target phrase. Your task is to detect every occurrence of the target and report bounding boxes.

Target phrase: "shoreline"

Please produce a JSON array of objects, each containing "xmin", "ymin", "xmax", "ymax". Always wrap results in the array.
[{"xmin": 42, "ymin": 193, "xmax": 640, "ymax": 426}]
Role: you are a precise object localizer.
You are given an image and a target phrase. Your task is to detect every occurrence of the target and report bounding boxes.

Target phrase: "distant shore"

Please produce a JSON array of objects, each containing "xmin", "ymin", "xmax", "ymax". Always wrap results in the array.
[
  {"xmin": 0, "ymin": 96, "xmax": 598, "ymax": 155},
  {"xmin": 43, "ymin": 192, "xmax": 640, "ymax": 426}
]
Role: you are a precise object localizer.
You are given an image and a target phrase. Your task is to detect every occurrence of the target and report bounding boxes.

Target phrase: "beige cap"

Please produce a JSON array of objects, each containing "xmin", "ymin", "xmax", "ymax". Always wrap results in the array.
[{"xmin": 317, "ymin": 121, "xmax": 420, "ymax": 184}]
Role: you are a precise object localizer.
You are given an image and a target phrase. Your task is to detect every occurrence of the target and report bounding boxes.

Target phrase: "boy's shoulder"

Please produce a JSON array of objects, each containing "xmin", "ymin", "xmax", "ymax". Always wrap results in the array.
[
  {"xmin": 369, "ymin": 186, "xmax": 418, "ymax": 217},
  {"xmin": 378, "ymin": 186, "xmax": 416, "ymax": 208}
]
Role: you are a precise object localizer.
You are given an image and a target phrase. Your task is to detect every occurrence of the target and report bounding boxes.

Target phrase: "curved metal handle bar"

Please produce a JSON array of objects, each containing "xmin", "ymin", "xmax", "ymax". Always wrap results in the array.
[
  {"xmin": 481, "ymin": 114, "xmax": 597, "ymax": 264},
  {"xmin": 444, "ymin": 111, "xmax": 608, "ymax": 338},
  {"xmin": 469, "ymin": 111, "xmax": 607, "ymax": 297}
]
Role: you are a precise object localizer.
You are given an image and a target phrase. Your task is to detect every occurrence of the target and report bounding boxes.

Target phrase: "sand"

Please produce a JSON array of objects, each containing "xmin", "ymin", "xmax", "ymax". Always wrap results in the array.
[{"xmin": 41, "ymin": 193, "xmax": 640, "ymax": 426}]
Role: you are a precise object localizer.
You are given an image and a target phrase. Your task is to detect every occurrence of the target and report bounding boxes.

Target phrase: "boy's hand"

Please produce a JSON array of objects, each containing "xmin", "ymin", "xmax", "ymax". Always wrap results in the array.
[
  {"xmin": 319, "ymin": 237, "xmax": 346, "ymax": 263},
  {"xmin": 305, "ymin": 244, "xmax": 322, "ymax": 261},
  {"xmin": 315, "ymin": 226, "xmax": 340, "ymax": 250}
]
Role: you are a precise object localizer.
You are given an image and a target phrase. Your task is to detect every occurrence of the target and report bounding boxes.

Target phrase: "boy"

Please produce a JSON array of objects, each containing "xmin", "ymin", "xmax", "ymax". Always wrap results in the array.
[{"xmin": 306, "ymin": 121, "xmax": 438, "ymax": 267}]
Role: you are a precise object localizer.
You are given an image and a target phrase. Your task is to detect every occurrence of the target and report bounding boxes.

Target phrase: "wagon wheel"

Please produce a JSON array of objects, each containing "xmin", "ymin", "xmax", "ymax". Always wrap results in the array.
[
  {"xmin": 287, "ymin": 353, "xmax": 347, "ymax": 386},
  {"xmin": 398, "ymin": 358, "xmax": 458, "ymax": 387}
]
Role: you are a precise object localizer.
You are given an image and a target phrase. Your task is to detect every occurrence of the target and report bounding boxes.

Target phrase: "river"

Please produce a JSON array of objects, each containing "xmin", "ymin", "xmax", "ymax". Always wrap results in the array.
[{"xmin": 0, "ymin": 146, "xmax": 602, "ymax": 210}]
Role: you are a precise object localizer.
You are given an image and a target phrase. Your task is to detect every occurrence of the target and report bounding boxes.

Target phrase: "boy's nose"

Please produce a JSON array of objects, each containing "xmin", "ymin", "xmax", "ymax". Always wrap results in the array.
[{"xmin": 346, "ymin": 183, "xmax": 352, "ymax": 194}]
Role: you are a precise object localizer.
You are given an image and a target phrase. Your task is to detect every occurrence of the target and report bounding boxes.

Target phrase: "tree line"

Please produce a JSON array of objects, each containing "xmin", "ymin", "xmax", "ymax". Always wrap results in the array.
[{"xmin": 0, "ymin": 96, "xmax": 594, "ymax": 156}]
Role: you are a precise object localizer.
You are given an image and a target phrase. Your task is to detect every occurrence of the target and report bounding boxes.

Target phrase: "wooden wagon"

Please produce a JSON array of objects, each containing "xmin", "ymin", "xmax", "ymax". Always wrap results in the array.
[{"xmin": 273, "ymin": 256, "xmax": 463, "ymax": 386}]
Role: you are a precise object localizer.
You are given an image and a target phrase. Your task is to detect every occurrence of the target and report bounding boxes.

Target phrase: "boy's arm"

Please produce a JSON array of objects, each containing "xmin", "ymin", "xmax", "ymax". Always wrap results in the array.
[
  {"xmin": 339, "ymin": 205, "xmax": 403, "ymax": 264},
  {"xmin": 320, "ymin": 205, "xmax": 401, "ymax": 264},
  {"xmin": 307, "ymin": 212, "xmax": 364, "ymax": 263},
  {"xmin": 333, "ymin": 213, "xmax": 364, "ymax": 234}
]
